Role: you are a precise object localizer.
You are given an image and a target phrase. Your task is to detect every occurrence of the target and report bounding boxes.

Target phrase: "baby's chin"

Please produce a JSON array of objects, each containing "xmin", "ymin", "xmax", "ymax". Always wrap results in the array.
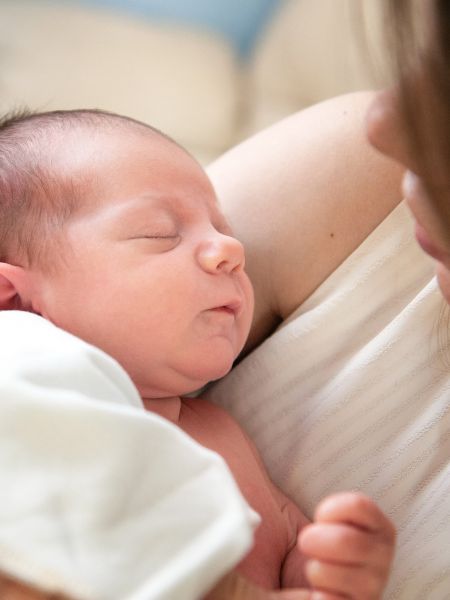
[
  {"xmin": 184, "ymin": 355, "xmax": 236, "ymax": 389},
  {"xmin": 136, "ymin": 358, "xmax": 235, "ymax": 399}
]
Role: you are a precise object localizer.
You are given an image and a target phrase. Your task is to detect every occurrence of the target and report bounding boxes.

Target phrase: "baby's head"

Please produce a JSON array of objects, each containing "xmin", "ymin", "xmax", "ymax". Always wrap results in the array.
[{"xmin": 0, "ymin": 109, "xmax": 254, "ymax": 398}]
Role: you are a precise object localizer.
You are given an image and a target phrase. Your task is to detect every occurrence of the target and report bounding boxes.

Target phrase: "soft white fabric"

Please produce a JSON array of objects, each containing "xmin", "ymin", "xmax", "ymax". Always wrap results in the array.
[
  {"xmin": 206, "ymin": 202, "xmax": 450, "ymax": 600},
  {"xmin": 0, "ymin": 312, "xmax": 257, "ymax": 600}
]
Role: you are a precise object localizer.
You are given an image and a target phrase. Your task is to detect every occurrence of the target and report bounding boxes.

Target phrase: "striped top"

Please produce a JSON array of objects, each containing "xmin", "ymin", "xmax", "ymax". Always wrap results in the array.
[{"xmin": 206, "ymin": 202, "xmax": 450, "ymax": 599}]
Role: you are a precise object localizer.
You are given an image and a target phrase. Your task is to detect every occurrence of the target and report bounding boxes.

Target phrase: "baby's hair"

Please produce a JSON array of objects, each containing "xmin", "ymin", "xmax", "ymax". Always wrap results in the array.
[{"xmin": 0, "ymin": 107, "xmax": 179, "ymax": 270}]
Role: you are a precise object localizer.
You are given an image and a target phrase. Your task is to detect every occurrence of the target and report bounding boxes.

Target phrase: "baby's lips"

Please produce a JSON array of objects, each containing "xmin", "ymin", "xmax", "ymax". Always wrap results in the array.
[
  {"xmin": 225, "ymin": 298, "xmax": 243, "ymax": 316},
  {"xmin": 209, "ymin": 297, "xmax": 243, "ymax": 316}
]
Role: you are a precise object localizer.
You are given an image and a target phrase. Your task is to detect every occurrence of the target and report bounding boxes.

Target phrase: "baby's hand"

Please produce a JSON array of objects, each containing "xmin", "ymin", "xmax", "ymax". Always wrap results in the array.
[{"xmin": 298, "ymin": 492, "xmax": 396, "ymax": 600}]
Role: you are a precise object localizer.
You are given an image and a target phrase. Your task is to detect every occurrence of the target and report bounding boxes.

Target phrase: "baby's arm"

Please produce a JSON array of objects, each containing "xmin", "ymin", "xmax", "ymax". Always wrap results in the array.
[{"xmin": 288, "ymin": 492, "xmax": 396, "ymax": 600}]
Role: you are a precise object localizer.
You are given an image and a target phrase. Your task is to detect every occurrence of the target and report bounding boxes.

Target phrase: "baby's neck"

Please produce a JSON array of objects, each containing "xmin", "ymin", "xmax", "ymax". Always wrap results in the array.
[{"xmin": 142, "ymin": 396, "xmax": 182, "ymax": 423}]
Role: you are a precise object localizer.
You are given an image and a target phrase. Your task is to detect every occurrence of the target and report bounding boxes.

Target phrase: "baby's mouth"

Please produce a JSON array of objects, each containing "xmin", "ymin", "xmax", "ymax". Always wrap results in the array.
[{"xmin": 211, "ymin": 306, "xmax": 236, "ymax": 315}]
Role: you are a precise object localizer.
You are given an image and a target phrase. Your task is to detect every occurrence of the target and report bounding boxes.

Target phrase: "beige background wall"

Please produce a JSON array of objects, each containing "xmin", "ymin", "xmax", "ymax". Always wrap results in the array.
[{"xmin": 0, "ymin": 0, "xmax": 387, "ymax": 163}]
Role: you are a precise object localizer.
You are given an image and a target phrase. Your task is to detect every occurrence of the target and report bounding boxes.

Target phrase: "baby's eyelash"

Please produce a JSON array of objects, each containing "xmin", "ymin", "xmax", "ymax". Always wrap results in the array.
[
  {"xmin": 132, "ymin": 234, "xmax": 179, "ymax": 240},
  {"xmin": 142, "ymin": 235, "xmax": 178, "ymax": 239}
]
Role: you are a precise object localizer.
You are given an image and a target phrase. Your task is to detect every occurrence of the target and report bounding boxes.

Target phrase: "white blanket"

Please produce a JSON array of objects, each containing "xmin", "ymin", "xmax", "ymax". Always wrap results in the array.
[
  {"xmin": 0, "ymin": 312, "xmax": 256, "ymax": 600},
  {"xmin": 206, "ymin": 202, "xmax": 450, "ymax": 599}
]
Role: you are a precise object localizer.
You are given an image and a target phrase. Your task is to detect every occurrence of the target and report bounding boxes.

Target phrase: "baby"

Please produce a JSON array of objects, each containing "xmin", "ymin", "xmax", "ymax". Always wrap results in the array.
[{"xmin": 0, "ymin": 109, "xmax": 395, "ymax": 598}]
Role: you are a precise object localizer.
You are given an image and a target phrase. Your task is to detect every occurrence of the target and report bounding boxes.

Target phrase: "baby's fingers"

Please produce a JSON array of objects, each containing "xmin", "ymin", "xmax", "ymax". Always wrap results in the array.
[
  {"xmin": 314, "ymin": 492, "xmax": 395, "ymax": 542},
  {"xmin": 299, "ymin": 493, "xmax": 395, "ymax": 600},
  {"xmin": 305, "ymin": 559, "xmax": 386, "ymax": 600},
  {"xmin": 299, "ymin": 521, "xmax": 392, "ymax": 573}
]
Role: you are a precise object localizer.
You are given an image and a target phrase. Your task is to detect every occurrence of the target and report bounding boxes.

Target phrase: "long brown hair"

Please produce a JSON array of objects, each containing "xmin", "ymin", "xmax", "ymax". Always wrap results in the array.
[{"xmin": 382, "ymin": 0, "xmax": 450, "ymax": 243}]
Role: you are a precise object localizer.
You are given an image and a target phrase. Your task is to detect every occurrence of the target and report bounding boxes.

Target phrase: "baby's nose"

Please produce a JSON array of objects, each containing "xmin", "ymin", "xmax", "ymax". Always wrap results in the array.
[{"xmin": 197, "ymin": 233, "xmax": 245, "ymax": 274}]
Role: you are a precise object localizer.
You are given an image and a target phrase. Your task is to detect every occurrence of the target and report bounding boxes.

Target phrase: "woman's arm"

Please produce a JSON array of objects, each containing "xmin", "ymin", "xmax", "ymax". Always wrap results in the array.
[{"xmin": 207, "ymin": 92, "xmax": 403, "ymax": 351}]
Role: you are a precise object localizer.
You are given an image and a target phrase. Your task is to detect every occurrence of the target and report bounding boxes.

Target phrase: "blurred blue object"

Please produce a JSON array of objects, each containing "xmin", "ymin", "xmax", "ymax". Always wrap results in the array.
[{"xmin": 75, "ymin": 0, "xmax": 280, "ymax": 56}]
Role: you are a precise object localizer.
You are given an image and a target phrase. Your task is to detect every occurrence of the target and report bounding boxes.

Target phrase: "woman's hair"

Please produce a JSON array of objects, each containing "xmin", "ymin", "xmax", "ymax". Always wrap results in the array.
[
  {"xmin": 0, "ymin": 109, "xmax": 177, "ymax": 271},
  {"xmin": 384, "ymin": 0, "xmax": 450, "ymax": 353},
  {"xmin": 383, "ymin": 0, "xmax": 450, "ymax": 242}
]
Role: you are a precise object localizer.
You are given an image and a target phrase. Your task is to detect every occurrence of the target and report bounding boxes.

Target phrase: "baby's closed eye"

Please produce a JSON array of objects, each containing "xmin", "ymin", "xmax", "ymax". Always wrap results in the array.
[
  {"xmin": 128, "ymin": 233, "xmax": 181, "ymax": 252},
  {"xmin": 133, "ymin": 234, "xmax": 179, "ymax": 239}
]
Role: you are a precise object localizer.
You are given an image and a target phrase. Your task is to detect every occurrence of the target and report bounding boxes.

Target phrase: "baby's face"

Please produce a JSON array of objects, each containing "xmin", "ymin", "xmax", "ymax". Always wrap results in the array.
[{"xmin": 36, "ymin": 127, "xmax": 254, "ymax": 398}]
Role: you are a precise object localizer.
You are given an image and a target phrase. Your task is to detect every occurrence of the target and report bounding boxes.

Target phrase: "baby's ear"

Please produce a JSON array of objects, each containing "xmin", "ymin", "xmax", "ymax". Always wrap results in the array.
[{"xmin": 0, "ymin": 262, "xmax": 34, "ymax": 311}]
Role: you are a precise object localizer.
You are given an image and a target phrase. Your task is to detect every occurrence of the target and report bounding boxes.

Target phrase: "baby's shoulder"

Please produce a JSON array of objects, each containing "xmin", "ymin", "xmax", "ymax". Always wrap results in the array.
[
  {"xmin": 182, "ymin": 396, "xmax": 235, "ymax": 418},
  {"xmin": 180, "ymin": 397, "xmax": 275, "ymax": 488},
  {"xmin": 180, "ymin": 396, "xmax": 246, "ymax": 440}
]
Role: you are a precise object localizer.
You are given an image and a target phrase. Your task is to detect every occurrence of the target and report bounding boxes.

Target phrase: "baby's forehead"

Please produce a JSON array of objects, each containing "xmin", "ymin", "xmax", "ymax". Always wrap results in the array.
[
  {"xmin": 51, "ymin": 127, "xmax": 217, "ymax": 219},
  {"xmin": 46, "ymin": 122, "xmax": 176, "ymax": 193},
  {"xmin": 49, "ymin": 121, "xmax": 153, "ymax": 159},
  {"xmin": 29, "ymin": 112, "xmax": 214, "ymax": 216}
]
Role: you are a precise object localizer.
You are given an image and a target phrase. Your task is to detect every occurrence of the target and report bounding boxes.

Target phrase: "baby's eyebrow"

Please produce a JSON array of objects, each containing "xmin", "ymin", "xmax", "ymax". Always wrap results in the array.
[
  {"xmin": 104, "ymin": 195, "xmax": 174, "ymax": 222},
  {"xmin": 97, "ymin": 192, "xmax": 223, "ymax": 232}
]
